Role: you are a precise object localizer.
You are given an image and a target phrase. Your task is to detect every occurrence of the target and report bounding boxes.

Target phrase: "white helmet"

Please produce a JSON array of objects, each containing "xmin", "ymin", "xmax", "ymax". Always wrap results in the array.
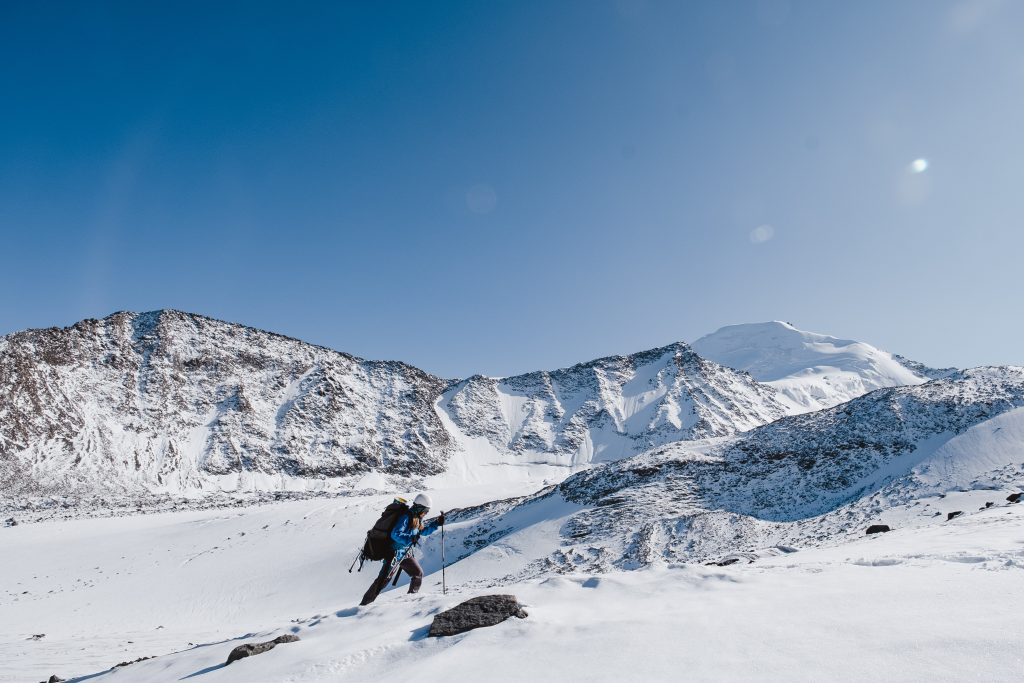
[{"xmin": 413, "ymin": 493, "xmax": 433, "ymax": 509}]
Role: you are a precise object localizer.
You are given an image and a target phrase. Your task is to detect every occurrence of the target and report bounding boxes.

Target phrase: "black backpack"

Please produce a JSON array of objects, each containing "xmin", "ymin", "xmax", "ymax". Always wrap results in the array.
[{"xmin": 362, "ymin": 498, "xmax": 410, "ymax": 561}]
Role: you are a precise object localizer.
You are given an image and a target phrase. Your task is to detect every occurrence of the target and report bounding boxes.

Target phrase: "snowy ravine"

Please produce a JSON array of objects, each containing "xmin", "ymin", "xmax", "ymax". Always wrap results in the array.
[{"xmin": 1, "ymin": 311, "xmax": 795, "ymax": 506}]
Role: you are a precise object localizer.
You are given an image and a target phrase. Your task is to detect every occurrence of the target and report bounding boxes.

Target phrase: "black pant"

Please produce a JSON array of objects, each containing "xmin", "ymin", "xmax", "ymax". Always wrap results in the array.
[{"xmin": 360, "ymin": 552, "xmax": 423, "ymax": 605}]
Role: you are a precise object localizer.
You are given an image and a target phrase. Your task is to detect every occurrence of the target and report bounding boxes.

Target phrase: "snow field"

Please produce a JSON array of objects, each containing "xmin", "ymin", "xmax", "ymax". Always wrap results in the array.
[{"xmin": 4, "ymin": 488, "xmax": 1023, "ymax": 682}]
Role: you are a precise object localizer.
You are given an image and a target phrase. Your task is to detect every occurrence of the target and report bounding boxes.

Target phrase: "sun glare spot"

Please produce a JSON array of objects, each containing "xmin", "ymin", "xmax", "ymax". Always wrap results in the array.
[{"xmin": 909, "ymin": 158, "xmax": 929, "ymax": 173}]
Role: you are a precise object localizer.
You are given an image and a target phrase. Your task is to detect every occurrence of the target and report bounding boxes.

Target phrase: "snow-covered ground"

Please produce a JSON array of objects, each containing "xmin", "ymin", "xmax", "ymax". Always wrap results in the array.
[{"xmin": 5, "ymin": 482, "xmax": 1022, "ymax": 682}]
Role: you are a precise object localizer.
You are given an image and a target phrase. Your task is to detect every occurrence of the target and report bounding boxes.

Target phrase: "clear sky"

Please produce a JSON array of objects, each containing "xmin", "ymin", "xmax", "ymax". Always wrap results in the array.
[{"xmin": 2, "ymin": 0, "xmax": 1022, "ymax": 378}]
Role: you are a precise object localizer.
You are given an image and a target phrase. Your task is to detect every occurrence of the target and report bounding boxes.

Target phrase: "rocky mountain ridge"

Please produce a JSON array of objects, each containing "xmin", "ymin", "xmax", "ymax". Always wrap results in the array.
[
  {"xmin": 2, "ymin": 310, "xmax": 799, "ymax": 504},
  {"xmin": 0, "ymin": 311, "xmax": 450, "ymax": 501},
  {"xmin": 442, "ymin": 341, "xmax": 788, "ymax": 466}
]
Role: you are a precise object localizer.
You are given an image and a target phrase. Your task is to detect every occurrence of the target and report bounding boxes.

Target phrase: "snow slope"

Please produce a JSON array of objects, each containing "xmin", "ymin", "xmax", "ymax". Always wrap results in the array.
[
  {"xmin": 693, "ymin": 321, "xmax": 951, "ymax": 412},
  {"xmin": 1, "ymin": 481, "xmax": 547, "ymax": 683},
  {"xmin": 6, "ymin": 488, "xmax": 1022, "ymax": 683}
]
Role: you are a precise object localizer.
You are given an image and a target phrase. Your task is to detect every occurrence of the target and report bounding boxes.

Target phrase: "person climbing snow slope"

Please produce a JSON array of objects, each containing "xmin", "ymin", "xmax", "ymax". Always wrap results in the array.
[{"xmin": 360, "ymin": 493, "xmax": 445, "ymax": 606}]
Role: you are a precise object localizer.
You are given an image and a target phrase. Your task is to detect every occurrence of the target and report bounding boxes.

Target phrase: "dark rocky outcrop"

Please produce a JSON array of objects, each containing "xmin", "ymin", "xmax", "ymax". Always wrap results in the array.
[
  {"xmin": 225, "ymin": 634, "xmax": 300, "ymax": 665},
  {"xmin": 428, "ymin": 595, "xmax": 527, "ymax": 637},
  {"xmin": 865, "ymin": 524, "xmax": 891, "ymax": 535},
  {"xmin": 1007, "ymin": 492, "xmax": 1022, "ymax": 503},
  {"xmin": 115, "ymin": 655, "xmax": 153, "ymax": 667},
  {"xmin": 0, "ymin": 310, "xmax": 453, "ymax": 501},
  {"xmin": 947, "ymin": 511, "xmax": 963, "ymax": 521}
]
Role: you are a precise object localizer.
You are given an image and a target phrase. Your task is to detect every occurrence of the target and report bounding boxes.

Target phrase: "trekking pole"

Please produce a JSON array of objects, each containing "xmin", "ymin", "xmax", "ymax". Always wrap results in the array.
[
  {"xmin": 441, "ymin": 511, "xmax": 447, "ymax": 595},
  {"xmin": 349, "ymin": 534, "xmax": 368, "ymax": 573}
]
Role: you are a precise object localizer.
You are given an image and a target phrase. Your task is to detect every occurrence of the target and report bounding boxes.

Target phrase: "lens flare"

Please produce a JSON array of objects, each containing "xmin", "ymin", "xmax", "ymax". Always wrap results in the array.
[
  {"xmin": 750, "ymin": 224, "xmax": 775, "ymax": 243},
  {"xmin": 910, "ymin": 158, "xmax": 929, "ymax": 173}
]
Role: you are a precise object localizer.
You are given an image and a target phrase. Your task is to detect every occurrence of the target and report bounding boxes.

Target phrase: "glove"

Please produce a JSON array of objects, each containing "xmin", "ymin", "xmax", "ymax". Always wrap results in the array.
[{"xmin": 437, "ymin": 513, "xmax": 445, "ymax": 527}]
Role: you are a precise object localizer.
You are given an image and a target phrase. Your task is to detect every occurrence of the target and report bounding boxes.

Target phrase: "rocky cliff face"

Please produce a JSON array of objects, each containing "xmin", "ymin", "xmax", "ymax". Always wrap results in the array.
[
  {"xmin": 442, "ymin": 343, "xmax": 788, "ymax": 465},
  {"xmin": 0, "ymin": 310, "xmax": 450, "ymax": 499}
]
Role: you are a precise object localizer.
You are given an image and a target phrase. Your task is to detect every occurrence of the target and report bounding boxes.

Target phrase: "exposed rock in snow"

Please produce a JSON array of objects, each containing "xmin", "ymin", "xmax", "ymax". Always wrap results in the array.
[
  {"xmin": 226, "ymin": 634, "xmax": 300, "ymax": 665},
  {"xmin": 428, "ymin": 594, "xmax": 528, "ymax": 637},
  {"xmin": 891, "ymin": 354, "xmax": 957, "ymax": 381},
  {"xmin": 693, "ymin": 321, "xmax": 952, "ymax": 413}
]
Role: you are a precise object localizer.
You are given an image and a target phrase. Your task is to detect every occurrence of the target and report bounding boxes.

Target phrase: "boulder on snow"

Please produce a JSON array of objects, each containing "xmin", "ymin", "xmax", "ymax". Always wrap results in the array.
[
  {"xmin": 428, "ymin": 595, "xmax": 528, "ymax": 637},
  {"xmin": 947, "ymin": 511, "xmax": 963, "ymax": 521},
  {"xmin": 38, "ymin": 676, "xmax": 63, "ymax": 683},
  {"xmin": 865, "ymin": 524, "xmax": 891, "ymax": 535},
  {"xmin": 1007, "ymin": 493, "xmax": 1022, "ymax": 503},
  {"xmin": 225, "ymin": 634, "xmax": 299, "ymax": 665}
]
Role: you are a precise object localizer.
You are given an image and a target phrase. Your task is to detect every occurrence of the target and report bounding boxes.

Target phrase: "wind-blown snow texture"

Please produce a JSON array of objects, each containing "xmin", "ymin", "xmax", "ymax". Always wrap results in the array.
[{"xmin": 0, "ymin": 311, "xmax": 793, "ymax": 505}]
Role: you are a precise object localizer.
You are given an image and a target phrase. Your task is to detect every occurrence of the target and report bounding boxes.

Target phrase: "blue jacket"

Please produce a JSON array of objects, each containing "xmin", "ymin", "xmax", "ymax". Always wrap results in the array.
[{"xmin": 390, "ymin": 514, "xmax": 439, "ymax": 553}]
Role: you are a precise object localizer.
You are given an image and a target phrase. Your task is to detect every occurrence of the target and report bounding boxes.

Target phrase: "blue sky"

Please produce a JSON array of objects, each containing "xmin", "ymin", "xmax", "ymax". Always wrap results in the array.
[{"xmin": 2, "ymin": 0, "xmax": 1022, "ymax": 377}]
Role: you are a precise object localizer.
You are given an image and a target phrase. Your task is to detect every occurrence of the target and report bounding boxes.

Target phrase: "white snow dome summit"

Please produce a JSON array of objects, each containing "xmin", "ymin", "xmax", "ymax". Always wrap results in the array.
[{"xmin": 692, "ymin": 321, "xmax": 931, "ymax": 413}]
